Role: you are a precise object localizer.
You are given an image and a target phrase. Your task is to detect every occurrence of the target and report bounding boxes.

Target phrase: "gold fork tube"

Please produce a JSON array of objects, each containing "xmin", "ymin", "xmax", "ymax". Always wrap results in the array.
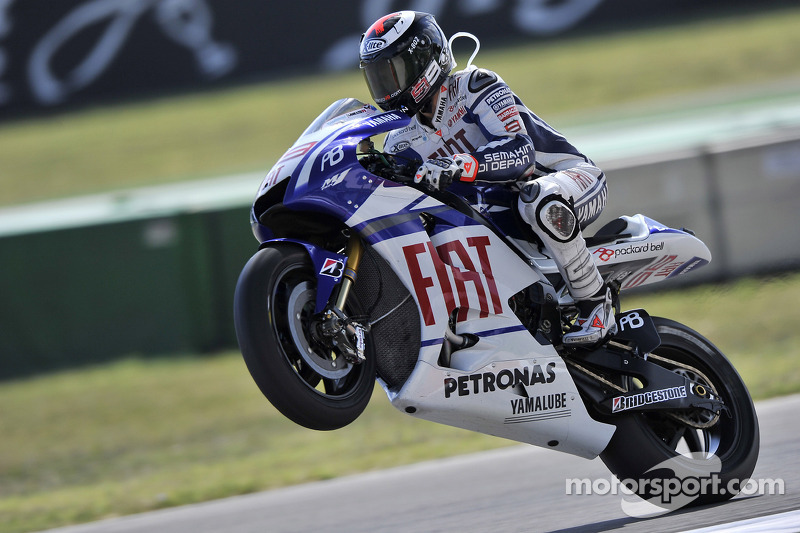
[{"xmin": 334, "ymin": 234, "xmax": 363, "ymax": 310}]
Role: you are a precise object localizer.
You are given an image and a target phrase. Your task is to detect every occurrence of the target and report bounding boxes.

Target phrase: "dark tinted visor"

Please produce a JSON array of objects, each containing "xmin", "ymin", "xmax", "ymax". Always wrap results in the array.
[{"xmin": 361, "ymin": 52, "xmax": 425, "ymax": 106}]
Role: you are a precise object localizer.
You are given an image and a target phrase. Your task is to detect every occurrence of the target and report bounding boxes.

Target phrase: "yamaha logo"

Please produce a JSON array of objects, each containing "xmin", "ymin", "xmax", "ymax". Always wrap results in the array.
[{"xmin": 363, "ymin": 39, "xmax": 386, "ymax": 53}]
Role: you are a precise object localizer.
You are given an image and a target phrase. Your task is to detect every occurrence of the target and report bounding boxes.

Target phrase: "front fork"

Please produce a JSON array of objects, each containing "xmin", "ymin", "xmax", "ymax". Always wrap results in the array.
[
  {"xmin": 316, "ymin": 233, "xmax": 369, "ymax": 364},
  {"xmin": 335, "ymin": 232, "xmax": 363, "ymax": 310}
]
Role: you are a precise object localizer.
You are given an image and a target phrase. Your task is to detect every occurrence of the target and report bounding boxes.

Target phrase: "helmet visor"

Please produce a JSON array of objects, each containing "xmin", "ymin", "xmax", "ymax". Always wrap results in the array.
[{"xmin": 361, "ymin": 51, "xmax": 426, "ymax": 108}]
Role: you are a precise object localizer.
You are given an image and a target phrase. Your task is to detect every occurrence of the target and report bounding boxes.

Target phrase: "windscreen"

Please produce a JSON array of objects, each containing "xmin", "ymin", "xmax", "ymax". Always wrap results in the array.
[{"xmin": 301, "ymin": 98, "xmax": 379, "ymax": 137}]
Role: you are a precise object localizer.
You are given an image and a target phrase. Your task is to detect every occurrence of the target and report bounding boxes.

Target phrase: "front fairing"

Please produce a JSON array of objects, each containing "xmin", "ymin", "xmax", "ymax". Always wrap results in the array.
[{"xmin": 250, "ymin": 99, "xmax": 412, "ymax": 241}]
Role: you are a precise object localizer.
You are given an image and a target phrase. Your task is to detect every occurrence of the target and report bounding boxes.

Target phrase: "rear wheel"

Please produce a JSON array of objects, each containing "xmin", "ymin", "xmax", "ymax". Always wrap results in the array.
[
  {"xmin": 234, "ymin": 245, "xmax": 376, "ymax": 430},
  {"xmin": 599, "ymin": 317, "xmax": 759, "ymax": 511}
]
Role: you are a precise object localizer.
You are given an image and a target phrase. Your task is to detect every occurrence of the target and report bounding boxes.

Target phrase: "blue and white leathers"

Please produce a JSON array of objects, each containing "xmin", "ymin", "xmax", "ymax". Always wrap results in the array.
[{"xmin": 384, "ymin": 67, "xmax": 607, "ymax": 299}]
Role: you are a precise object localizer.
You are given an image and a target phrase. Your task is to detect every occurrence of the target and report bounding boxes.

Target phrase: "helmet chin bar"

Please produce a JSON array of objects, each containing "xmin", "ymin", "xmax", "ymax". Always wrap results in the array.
[{"xmin": 418, "ymin": 91, "xmax": 436, "ymax": 115}]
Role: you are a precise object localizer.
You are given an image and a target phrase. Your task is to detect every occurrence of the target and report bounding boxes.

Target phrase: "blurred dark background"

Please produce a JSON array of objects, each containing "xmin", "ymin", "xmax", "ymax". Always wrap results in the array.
[{"xmin": 2, "ymin": 0, "xmax": 796, "ymax": 119}]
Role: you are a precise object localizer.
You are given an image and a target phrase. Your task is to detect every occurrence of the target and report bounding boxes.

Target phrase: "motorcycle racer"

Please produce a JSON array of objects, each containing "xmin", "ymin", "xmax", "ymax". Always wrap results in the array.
[{"xmin": 359, "ymin": 11, "xmax": 615, "ymax": 345}]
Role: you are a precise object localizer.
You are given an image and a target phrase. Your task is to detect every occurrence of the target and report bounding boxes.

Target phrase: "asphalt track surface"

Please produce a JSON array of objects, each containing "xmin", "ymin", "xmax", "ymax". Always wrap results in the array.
[{"xmin": 43, "ymin": 394, "xmax": 799, "ymax": 533}]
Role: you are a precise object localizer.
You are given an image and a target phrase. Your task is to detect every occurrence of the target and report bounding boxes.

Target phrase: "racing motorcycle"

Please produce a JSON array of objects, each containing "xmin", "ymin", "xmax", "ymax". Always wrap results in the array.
[{"xmin": 234, "ymin": 98, "xmax": 759, "ymax": 508}]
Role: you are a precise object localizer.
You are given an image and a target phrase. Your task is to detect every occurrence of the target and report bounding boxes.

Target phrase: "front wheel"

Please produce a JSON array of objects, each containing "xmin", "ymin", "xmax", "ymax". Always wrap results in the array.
[
  {"xmin": 234, "ymin": 245, "xmax": 376, "ymax": 430},
  {"xmin": 599, "ymin": 317, "xmax": 759, "ymax": 510}
]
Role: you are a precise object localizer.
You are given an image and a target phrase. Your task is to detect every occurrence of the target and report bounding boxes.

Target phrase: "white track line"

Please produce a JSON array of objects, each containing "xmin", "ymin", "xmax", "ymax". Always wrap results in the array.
[{"xmin": 681, "ymin": 509, "xmax": 800, "ymax": 532}]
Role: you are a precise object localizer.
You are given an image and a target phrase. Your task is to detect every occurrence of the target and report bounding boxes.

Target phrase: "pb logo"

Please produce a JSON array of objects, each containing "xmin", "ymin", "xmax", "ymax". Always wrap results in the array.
[
  {"xmin": 593, "ymin": 248, "xmax": 615, "ymax": 262},
  {"xmin": 320, "ymin": 145, "xmax": 344, "ymax": 170},
  {"xmin": 618, "ymin": 311, "xmax": 645, "ymax": 331},
  {"xmin": 320, "ymin": 258, "xmax": 344, "ymax": 278}
]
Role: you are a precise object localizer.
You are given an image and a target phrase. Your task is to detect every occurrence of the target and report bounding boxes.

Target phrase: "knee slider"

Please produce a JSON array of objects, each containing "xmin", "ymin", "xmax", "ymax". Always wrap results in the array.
[
  {"xmin": 519, "ymin": 178, "xmax": 578, "ymax": 242},
  {"xmin": 535, "ymin": 196, "xmax": 579, "ymax": 243}
]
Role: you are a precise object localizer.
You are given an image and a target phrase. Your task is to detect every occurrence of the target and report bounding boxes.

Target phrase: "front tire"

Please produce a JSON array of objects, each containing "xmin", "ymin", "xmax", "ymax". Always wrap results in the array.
[
  {"xmin": 234, "ymin": 245, "xmax": 376, "ymax": 430},
  {"xmin": 599, "ymin": 317, "xmax": 759, "ymax": 509}
]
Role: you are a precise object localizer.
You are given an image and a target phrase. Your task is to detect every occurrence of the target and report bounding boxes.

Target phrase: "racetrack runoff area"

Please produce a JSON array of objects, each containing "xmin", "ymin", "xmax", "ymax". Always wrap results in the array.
[
  {"xmin": 0, "ymin": 80, "xmax": 799, "ymax": 376},
  {"xmin": 35, "ymin": 394, "xmax": 800, "ymax": 533}
]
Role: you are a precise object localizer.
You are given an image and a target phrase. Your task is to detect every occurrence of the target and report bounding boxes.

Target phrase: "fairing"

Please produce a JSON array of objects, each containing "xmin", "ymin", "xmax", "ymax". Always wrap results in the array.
[{"xmin": 247, "ymin": 100, "xmax": 713, "ymax": 460}]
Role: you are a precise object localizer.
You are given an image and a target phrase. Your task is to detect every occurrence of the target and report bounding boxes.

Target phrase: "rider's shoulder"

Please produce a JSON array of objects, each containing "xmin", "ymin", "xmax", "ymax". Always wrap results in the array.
[{"xmin": 452, "ymin": 66, "xmax": 507, "ymax": 95}]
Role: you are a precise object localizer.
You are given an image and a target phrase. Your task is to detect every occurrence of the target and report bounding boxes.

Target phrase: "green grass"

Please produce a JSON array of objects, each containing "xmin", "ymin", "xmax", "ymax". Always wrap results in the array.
[
  {"xmin": 1, "ymin": 272, "xmax": 799, "ymax": 533},
  {"xmin": 0, "ymin": 357, "xmax": 504, "ymax": 533},
  {"xmin": 2, "ymin": 6, "xmax": 800, "ymax": 207}
]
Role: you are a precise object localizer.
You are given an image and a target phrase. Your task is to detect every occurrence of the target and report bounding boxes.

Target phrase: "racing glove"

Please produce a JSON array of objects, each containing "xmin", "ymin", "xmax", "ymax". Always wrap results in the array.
[{"xmin": 414, "ymin": 154, "xmax": 479, "ymax": 190}]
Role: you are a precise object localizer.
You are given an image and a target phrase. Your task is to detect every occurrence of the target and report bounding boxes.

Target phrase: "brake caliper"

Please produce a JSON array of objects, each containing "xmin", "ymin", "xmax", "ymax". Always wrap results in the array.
[{"xmin": 316, "ymin": 307, "xmax": 369, "ymax": 364}]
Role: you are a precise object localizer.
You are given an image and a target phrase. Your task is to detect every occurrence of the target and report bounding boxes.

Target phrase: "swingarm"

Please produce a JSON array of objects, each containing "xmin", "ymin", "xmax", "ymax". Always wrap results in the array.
[{"xmin": 566, "ymin": 309, "xmax": 726, "ymax": 417}]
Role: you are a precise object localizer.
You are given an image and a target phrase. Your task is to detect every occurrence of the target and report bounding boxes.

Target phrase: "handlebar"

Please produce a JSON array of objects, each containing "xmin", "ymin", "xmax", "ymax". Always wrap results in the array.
[{"xmin": 357, "ymin": 149, "xmax": 419, "ymax": 185}]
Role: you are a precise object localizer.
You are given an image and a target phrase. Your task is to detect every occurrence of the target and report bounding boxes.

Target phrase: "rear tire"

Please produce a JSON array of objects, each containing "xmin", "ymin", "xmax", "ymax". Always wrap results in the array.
[
  {"xmin": 599, "ymin": 317, "xmax": 759, "ymax": 509},
  {"xmin": 234, "ymin": 245, "xmax": 376, "ymax": 430}
]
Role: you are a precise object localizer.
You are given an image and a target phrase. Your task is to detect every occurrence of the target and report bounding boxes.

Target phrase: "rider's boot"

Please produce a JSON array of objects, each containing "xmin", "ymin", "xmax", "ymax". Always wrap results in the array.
[{"xmin": 563, "ymin": 286, "xmax": 617, "ymax": 346}]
